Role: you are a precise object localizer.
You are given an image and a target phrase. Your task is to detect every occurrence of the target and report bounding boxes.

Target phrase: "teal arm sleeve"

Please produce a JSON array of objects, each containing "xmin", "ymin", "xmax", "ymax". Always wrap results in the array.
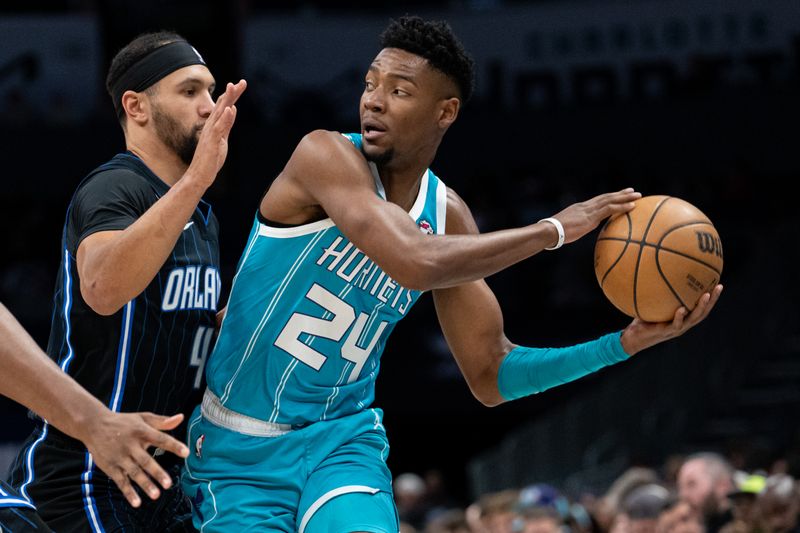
[{"xmin": 496, "ymin": 331, "xmax": 629, "ymax": 401}]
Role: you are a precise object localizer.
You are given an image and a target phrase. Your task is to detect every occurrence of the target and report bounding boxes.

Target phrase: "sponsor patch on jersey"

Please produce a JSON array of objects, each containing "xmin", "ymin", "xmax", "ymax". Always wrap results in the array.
[
  {"xmin": 418, "ymin": 219, "xmax": 434, "ymax": 234},
  {"xmin": 195, "ymin": 434, "xmax": 205, "ymax": 458}
]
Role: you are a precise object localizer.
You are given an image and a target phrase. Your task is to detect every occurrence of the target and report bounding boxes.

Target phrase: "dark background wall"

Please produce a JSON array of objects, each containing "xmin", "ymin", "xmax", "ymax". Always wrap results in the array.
[{"xmin": 1, "ymin": 0, "xmax": 798, "ymax": 502}]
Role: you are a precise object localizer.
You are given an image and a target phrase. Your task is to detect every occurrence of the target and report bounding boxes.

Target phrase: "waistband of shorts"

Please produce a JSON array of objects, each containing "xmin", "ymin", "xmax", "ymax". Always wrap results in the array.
[{"xmin": 201, "ymin": 388, "xmax": 292, "ymax": 437}]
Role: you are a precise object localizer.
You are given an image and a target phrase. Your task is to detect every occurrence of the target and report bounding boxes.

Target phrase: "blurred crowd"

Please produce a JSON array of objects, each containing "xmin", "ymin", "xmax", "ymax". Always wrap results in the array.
[{"xmin": 394, "ymin": 451, "xmax": 800, "ymax": 533}]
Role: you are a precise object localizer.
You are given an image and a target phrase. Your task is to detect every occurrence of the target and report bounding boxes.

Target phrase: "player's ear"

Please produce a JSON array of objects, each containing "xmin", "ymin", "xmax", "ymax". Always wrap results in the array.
[
  {"xmin": 121, "ymin": 90, "xmax": 149, "ymax": 127},
  {"xmin": 437, "ymin": 97, "xmax": 460, "ymax": 130}
]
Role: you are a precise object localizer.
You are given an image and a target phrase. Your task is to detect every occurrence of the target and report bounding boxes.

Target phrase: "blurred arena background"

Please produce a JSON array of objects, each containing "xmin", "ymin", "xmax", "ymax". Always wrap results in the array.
[{"xmin": 1, "ymin": 0, "xmax": 799, "ymax": 530}]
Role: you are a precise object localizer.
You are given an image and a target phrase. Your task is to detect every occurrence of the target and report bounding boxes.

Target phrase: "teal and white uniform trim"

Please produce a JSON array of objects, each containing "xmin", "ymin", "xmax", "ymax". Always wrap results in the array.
[{"xmin": 205, "ymin": 132, "xmax": 447, "ymax": 426}]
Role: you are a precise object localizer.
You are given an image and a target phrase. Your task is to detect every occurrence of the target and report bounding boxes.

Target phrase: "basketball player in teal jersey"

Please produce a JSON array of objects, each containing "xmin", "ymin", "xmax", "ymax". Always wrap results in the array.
[{"xmin": 183, "ymin": 16, "xmax": 722, "ymax": 532}]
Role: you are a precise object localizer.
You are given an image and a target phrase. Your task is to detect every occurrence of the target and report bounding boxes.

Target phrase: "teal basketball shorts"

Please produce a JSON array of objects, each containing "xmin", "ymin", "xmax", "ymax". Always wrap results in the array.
[{"xmin": 182, "ymin": 392, "xmax": 399, "ymax": 532}]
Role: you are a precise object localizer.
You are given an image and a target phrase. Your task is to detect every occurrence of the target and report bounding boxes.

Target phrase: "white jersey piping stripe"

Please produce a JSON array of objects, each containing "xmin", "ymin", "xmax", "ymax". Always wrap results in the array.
[
  {"xmin": 21, "ymin": 247, "xmax": 76, "ymax": 502},
  {"xmin": 435, "ymin": 175, "xmax": 447, "ymax": 235},
  {"xmin": 267, "ymin": 235, "xmax": 344, "ymax": 422},
  {"xmin": 298, "ymin": 485, "xmax": 381, "ymax": 533},
  {"xmin": 184, "ymin": 414, "xmax": 220, "ymax": 532},
  {"xmin": 82, "ymin": 453, "xmax": 104, "ymax": 532},
  {"xmin": 320, "ymin": 283, "xmax": 356, "ymax": 421},
  {"xmin": 109, "ymin": 300, "xmax": 134, "ymax": 412},
  {"xmin": 369, "ymin": 160, "xmax": 430, "ymax": 220},
  {"xmin": 408, "ymin": 169, "xmax": 430, "ymax": 221},
  {"xmin": 268, "ymin": 359, "xmax": 299, "ymax": 423},
  {"xmin": 368, "ymin": 162, "xmax": 387, "ymax": 200},
  {"xmin": 0, "ymin": 498, "xmax": 36, "ymax": 509},
  {"xmin": 322, "ymin": 363, "xmax": 351, "ymax": 421},
  {"xmin": 220, "ymin": 229, "xmax": 329, "ymax": 404},
  {"xmin": 258, "ymin": 218, "xmax": 335, "ymax": 239},
  {"xmin": 226, "ymin": 218, "xmax": 263, "ymax": 305}
]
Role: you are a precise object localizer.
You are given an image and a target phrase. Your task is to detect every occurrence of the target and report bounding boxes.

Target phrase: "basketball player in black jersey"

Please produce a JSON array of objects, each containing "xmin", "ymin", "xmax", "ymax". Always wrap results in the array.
[
  {"xmin": 6, "ymin": 32, "xmax": 246, "ymax": 532},
  {"xmin": 0, "ymin": 302, "xmax": 193, "ymax": 532}
]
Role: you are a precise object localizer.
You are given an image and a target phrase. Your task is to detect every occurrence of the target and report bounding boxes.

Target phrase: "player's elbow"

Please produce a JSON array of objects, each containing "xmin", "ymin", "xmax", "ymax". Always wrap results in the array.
[
  {"xmin": 470, "ymin": 383, "xmax": 506, "ymax": 407},
  {"xmin": 464, "ymin": 370, "xmax": 507, "ymax": 407},
  {"xmin": 80, "ymin": 281, "xmax": 124, "ymax": 316}
]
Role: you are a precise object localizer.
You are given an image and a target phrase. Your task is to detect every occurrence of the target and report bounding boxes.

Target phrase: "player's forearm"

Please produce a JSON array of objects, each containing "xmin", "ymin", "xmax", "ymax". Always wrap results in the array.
[
  {"xmin": 404, "ymin": 221, "xmax": 558, "ymax": 290},
  {"xmin": 495, "ymin": 332, "xmax": 630, "ymax": 403},
  {"xmin": 0, "ymin": 304, "xmax": 107, "ymax": 438},
  {"xmin": 80, "ymin": 175, "xmax": 208, "ymax": 314}
]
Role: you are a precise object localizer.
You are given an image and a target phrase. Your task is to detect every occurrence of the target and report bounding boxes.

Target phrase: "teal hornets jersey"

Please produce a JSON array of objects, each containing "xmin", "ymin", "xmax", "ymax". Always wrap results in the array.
[{"xmin": 206, "ymin": 134, "xmax": 447, "ymax": 425}]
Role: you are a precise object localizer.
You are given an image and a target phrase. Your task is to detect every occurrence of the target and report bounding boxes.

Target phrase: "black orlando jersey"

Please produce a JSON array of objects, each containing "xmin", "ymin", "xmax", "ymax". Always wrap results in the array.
[{"xmin": 47, "ymin": 152, "xmax": 220, "ymax": 427}]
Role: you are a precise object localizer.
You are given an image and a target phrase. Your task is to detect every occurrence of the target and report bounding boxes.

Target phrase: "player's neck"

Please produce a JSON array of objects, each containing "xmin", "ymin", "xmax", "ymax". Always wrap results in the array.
[
  {"xmin": 125, "ymin": 138, "xmax": 188, "ymax": 187},
  {"xmin": 376, "ymin": 155, "xmax": 433, "ymax": 211},
  {"xmin": 375, "ymin": 166, "xmax": 424, "ymax": 211}
]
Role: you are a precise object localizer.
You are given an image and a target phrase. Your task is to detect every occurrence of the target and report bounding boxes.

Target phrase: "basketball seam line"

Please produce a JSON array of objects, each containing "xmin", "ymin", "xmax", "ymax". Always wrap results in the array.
[
  {"xmin": 600, "ymin": 212, "xmax": 632, "ymax": 287},
  {"xmin": 655, "ymin": 246, "xmax": 689, "ymax": 311},
  {"xmin": 597, "ymin": 237, "xmax": 722, "ymax": 276},
  {"xmin": 633, "ymin": 196, "xmax": 671, "ymax": 319}
]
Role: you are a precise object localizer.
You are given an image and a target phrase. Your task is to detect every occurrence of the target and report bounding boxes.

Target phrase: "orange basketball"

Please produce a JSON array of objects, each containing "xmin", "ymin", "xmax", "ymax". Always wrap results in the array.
[{"xmin": 594, "ymin": 196, "xmax": 723, "ymax": 322}]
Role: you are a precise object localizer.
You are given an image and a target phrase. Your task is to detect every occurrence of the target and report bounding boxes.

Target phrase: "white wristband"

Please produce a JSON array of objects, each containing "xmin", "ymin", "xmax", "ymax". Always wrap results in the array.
[{"xmin": 539, "ymin": 217, "xmax": 565, "ymax": 250}]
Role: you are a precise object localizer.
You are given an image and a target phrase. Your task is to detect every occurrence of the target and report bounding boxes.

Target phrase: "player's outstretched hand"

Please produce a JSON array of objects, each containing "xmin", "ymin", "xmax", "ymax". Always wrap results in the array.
[
  {"xmin": 620, "ymin": 284, "xmax": 723, "ymax": 356},
  {"xmin": 551, "ymin": 188, "xmax": 642, "ymax": 244},
  {"xmin": 186, "ymin": 79, "xmax": 247, "ymax": 189},
  {"xmin": 81, "ymin": 411, "xmax": 190, "ymax": 508}
]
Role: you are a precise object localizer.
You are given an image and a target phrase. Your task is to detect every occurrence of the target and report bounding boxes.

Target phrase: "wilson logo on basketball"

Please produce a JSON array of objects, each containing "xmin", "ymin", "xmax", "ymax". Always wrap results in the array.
[{"xmin": 695, "ymin": 231, "xmax": 723, "ymax": 259}]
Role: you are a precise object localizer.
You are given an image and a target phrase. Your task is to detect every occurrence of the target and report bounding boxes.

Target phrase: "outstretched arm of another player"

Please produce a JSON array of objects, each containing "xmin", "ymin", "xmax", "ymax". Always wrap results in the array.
[
  {"xmin": 77, "ymin": 81, "xmax": 246, "ymax": 315},
  {"xmin": 0, "ymin": 303, "xmax": 190, "ymax": 507},
  {"xmin": 431, "ymin": 193, "xmax": 722, "ymax": 407},
  {"xmin": 265, "ymin": 130, "xmax": 641, "ymax": 291}
]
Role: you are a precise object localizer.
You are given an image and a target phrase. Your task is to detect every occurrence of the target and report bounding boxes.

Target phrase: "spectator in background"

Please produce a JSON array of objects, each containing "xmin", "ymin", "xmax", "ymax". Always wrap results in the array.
[
  {"xmin": 466, "ymin": 489, "xmax": 520, "ymax": 533},
  {"xmin": 677, "ymin": 453, "xmax": 735, "ymax": 533},
  {"xmin": 617, "ymin": 483, "xmax": 672, "ymax": 533},
  {"xmin": 756, "ymin": 474, "xmax": 800, "ymax": 533},
  {"xmin": 656, "ymin": 501, "xmax": 704, "ymax": 533},
  {"xmin": 396, "ymin": 472, "xmax": 430, "ymax": 529},
  {"xmin": 720, "ymin": 472, "xmax": 766, "ymax": 533},
  {"xmin": 595, "ymin": 467, "xmax": 661, "ymax": 532},
  {"xmin": 515, "ymin": 483, "xmax": 569, "ymax": 533},
  {"xmin": 425, "ymin": 508, "xmax": 472, "ymax": 533},
  {"xmin": 516, "ymin": 507, "xmax": 562, "ymax": 533}
]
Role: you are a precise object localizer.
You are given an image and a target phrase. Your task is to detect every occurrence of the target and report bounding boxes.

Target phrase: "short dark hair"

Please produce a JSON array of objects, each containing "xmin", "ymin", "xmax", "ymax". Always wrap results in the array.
[
  {"xmin": 380, "ymin": 15, "xmax": 475, "ymax": 103},
  {"xmin": 105, "ymin": 31, "xmax": 186, "ymax": 121}
]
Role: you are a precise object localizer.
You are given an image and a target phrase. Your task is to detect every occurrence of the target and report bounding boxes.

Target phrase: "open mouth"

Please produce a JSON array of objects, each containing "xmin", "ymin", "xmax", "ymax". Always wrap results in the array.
[{"xmin": 363, "ymin": 121, "xmax": 387, "ymax": 141}]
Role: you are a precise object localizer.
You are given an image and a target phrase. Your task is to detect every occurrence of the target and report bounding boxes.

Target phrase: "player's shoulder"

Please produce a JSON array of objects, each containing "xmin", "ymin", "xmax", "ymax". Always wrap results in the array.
[
  {"xmin": 286, "ymin": 129, "xmax": 369, "ymax": 184},
  {"xmin": 77, "ymin": 164, "xmax": 149, "ymax": 195},
  {"xmin": 72, "ymin": 163, "xmax": 154, "ymax": 212},
  {"xmin": 295, "ymin": 129, "xmax": 361, "ymax": 160}
]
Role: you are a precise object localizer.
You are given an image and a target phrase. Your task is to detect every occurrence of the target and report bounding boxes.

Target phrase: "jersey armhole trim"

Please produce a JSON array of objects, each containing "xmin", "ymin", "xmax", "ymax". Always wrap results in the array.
[{"xmin": 258, "ymin": 218, "xmax": 335, "ymax": 238}]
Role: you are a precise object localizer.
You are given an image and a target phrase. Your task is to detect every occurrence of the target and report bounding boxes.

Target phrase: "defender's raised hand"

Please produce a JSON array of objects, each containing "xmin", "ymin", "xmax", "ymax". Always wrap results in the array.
[{"xmin": 186, "ymin": 79, "xmax": 247, "ymax": 189}]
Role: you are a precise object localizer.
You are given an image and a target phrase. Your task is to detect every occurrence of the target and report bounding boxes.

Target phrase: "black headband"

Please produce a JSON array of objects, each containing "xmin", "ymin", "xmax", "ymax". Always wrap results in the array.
[{"xmin": 111, "ymin": 40, "xmax": 206, "ymax": 117}]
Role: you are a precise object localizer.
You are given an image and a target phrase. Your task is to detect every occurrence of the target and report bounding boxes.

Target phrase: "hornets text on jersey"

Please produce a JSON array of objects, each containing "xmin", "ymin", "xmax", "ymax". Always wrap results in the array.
[{"xmin": 206, "ymin": 133, "xmax": 447, "ymax": 425}]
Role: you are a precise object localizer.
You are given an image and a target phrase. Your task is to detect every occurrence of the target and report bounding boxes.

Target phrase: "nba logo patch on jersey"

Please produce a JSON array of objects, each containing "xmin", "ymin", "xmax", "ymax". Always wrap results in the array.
[
  {"xmin": 195, "ymin": 434, "xmax": 205, "ymax": 458},
  {"xmin": 418, "ymin": 220, "xmax": 434, "ymax": 234}
]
